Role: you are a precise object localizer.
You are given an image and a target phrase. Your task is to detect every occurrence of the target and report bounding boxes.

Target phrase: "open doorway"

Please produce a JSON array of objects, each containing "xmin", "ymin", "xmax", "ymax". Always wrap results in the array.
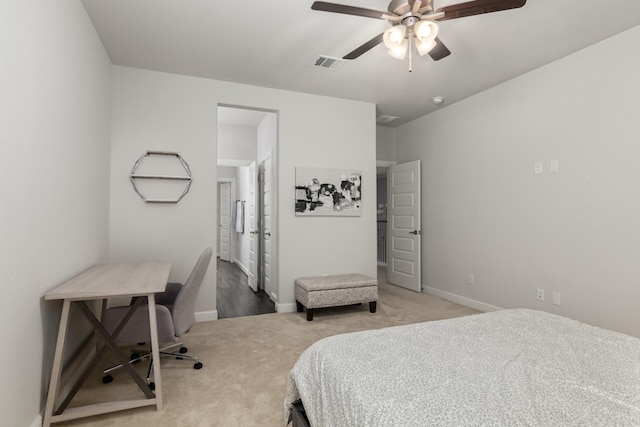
[
  {"xmin": 216, "ymin": 105, "xmax": 278, "ymax": 318},
  {"xmin": 377, "ymin": 160, "xmax": 422, "ymax": 292},
  {"xmin": 376, "ymin": 161, "xmax": 394, "ymax": 284},
  {"xmin": 376, "ymin": 166, "xmax": 388, "ymax": 282}
]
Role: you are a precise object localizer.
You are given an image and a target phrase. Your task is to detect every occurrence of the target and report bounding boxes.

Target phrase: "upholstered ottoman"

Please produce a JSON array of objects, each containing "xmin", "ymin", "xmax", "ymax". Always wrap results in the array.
[{"xmin": 295, "ymin": 274, "xmax": 378, "ymax": 321}]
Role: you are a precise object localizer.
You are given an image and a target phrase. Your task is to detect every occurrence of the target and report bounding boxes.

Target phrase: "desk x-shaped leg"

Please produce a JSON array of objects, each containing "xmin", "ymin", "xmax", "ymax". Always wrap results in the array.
[{"xmin": 43, "ymin": 295, "xmax": 163, "ymax": 426}]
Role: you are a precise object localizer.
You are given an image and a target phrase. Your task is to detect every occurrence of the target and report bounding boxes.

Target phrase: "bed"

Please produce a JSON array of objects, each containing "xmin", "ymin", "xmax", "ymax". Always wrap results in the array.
[{"xmin": 285, "ymin": 309, "xmax": 640, "ymax": 426}]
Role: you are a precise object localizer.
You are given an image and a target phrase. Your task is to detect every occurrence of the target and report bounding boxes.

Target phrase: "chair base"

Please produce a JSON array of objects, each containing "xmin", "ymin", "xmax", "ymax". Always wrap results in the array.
[{"xmin": 102, "ymin": 342, "xmax": 202, "ymax": 386}]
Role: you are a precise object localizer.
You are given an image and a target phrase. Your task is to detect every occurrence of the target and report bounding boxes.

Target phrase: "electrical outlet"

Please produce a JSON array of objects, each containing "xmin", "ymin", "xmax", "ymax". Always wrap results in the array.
[
  {"xmin": 467, "ymin": 273, "xmax": 475, "ymax": 285},
  {"xmin": 553, "ymin": 292, "xmax": 561, "ymax": 306},
  {"xmin": 537, "ymin": 288, "xmax": 544, "ymax": 302},
  {"xmin": 534, "ymin": 161, "xmax": 543, "ymax": 175},
  {"xmin": 550, "ymin": 160, "xmax": 559, "ymax": 173}
]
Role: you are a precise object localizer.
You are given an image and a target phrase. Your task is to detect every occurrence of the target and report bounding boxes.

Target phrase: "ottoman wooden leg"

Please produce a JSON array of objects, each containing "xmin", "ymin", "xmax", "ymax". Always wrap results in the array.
[
  {"xmin": 296, "ymin": 301, "xmax": 304, "ymax": 312},
  {"xmin": 306, "ymin": 308, "xmax": 314, "ymax": 321},
  {"xmin": 369, "ymin": 301, "xmax": 377, "ymax": 313}
]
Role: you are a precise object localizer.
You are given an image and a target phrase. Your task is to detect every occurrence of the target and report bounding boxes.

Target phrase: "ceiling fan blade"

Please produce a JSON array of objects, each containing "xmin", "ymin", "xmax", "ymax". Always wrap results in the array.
[
  {"xmin": 311, "ymin": 1, "xmax": 388, "ymax": 20},
  {"xmin": 435, "ymin": 0, "xmax": 526, "ymax": 21},
  {"xmin": 428, "ymin": 37, "xmax": 451, "ymax": 61},
  {"xmin": 411, "ymin": 0, "xmax": 423, "ymax": 14},
  {"xmin": 343, "ymin": 33, "xmax": 384, "ymax": 60}
]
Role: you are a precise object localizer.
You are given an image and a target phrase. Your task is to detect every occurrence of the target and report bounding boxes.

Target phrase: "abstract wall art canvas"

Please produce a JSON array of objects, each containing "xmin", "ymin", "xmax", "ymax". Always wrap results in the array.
[{"xmin": 295, "ymin": 167, "xmax": 362, "ymax": 216}]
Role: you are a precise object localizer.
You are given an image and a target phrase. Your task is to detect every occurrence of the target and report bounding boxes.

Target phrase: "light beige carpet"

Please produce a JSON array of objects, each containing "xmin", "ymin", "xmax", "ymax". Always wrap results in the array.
[{"xmin": 57, "ymin": 276, "xmax": 478, "ymax": 427}]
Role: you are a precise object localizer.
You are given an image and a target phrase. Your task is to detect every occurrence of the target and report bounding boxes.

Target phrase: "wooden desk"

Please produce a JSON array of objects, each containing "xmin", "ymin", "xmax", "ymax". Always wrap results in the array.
[{"xmin": 43, "ymin": 261, "xmax": 172, "ymax": 426}]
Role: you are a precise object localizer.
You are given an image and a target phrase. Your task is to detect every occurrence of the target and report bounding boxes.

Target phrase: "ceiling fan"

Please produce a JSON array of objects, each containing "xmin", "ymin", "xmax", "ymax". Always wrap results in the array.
[{"xmin": 311, "ymin": 0, "xmax": 527, "ymax": 68}]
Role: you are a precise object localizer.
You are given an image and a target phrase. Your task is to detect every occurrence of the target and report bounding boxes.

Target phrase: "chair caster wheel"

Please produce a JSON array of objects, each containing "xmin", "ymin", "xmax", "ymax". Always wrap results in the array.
[
  {"xmin": 102, "ymin": 375, "xmax": 113, "ymax": 384},
  {"xmin": 148, "ymin": 382, "xmax": 155, "ymax": 391},
  {"xmin": 179, "ymin": 347, "xmax": 188, "ymax": 354},
  {"xmin": 194, "ymin": 362, "xmax": 203, "ymax": 370}
]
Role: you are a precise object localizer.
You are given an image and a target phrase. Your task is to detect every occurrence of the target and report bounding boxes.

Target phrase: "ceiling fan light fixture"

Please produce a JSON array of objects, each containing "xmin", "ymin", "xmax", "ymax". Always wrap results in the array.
[
  {"xmin": 311, "ymin": 0, "xmax": 528, "ymax": 65},
  {"xmin": 414, "ymin": 20, "xmax": 438, "ymax": 43},
  {"xmin": 387, "ymin": 39, "xmax": 408, "ymax": 59},
  {"xmin": 383, "ymin": 25, "xmax": 407, "ymax": 49},
  {"xmin": 415, "ymin": 38, "xmax": 436, "ymax": 56}
]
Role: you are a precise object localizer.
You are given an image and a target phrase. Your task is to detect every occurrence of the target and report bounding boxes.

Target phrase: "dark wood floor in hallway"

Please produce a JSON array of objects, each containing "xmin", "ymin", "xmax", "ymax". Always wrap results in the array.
[{"xmin": 216, "ymin": 259, "xmax": 276, "ymax": 319}]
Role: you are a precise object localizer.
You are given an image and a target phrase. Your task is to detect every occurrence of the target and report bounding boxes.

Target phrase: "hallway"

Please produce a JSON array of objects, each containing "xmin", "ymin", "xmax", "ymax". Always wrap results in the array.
[{"xmin": 216, "ymin": 259, "xmax": 276, "ymax": 319}]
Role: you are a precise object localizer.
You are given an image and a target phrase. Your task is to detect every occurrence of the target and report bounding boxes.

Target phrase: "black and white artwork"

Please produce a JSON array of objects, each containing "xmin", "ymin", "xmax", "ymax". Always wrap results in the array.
[{"xmin": 295, "ymin": 167, "xmax": 362, "ymax": 216}]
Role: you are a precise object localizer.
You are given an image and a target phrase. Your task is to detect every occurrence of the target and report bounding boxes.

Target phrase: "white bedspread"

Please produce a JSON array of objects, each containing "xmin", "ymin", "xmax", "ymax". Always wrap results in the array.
[{"xmin": 285, "ymin": 309, "xmax": 640, "ymax": 426}]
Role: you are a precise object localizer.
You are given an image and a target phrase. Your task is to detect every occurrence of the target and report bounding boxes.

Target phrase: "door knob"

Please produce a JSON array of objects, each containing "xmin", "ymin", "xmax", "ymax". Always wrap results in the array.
[{"xmin": 409, "ymin": 230, "xmax": 421, "ymax": 235}]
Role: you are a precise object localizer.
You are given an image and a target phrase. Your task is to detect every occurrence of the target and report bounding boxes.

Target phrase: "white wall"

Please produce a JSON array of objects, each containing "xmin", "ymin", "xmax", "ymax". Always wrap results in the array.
[
  {"xmin": 218, "ymin": 123, "xmax": 257, "ymax": 161},
  {"xmin": 376, "ymin": 126, "xmax": 396, "ymax": 162},
  {"xmin": 258, "ymin": 113, "xmax": 278, "ymax": 164},
  {"xmin": 396, "ymin": 26, "xmax": 640, "ymax": 337},
  {"xmin": 217, "ymin": 165, "xmax": 237, "ymax": 179},
  {"xmin": 0, "ymin": 1, "xmax": 112, "ymax": 425},
  {"xmin": 109, "ymin": 67, "xmax": 218, "ymax": 319},
  {"xmin": 109, "ymin": 66, "xmax": 376, "ymax": 316}
]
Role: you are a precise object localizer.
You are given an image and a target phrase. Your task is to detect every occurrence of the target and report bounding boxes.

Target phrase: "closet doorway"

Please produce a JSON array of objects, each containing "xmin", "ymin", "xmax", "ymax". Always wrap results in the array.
[
  {"xmin": 216, "ymin": 105, "xmax": 278, "ymax": 319},
  {"xmin": 376, "ymin": 161, "xmax": 393, "ymax": 283}
]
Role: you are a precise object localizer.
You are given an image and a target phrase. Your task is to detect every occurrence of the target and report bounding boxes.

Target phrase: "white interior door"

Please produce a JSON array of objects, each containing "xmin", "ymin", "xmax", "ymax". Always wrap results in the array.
[
  {"xmin": 387, "ymin": 160, "xmax": 422, "ymax": 292},
  {"xmin": 219, "ymin": 182, "xmax": 231, "ymax": 262},
  {"xmin": 261, "ymin": 152, "xmax": 273, "ymax": 299},
  {"xmin": 248, "ymin": 161, "xmax": 258, "ymax": 292}
]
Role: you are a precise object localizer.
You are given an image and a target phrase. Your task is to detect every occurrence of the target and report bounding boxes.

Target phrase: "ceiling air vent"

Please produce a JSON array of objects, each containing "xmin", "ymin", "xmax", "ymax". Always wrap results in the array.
[
  {"xmin": 313, "ymin": 55, "xmax": 346, "ymax": 71},
  {"xmin": 376, "ymin": 115, "xmax": 400, "ymax": 124}
]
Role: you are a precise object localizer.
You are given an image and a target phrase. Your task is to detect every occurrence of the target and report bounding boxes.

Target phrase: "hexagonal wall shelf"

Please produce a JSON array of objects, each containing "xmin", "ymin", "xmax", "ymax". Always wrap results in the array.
[{"xmin": 129, "ymin": 151, "xmax": 192, "ymax": 203}]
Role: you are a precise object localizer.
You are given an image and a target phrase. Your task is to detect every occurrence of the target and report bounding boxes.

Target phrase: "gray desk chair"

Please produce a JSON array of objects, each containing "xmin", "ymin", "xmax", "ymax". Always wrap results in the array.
[{"xmin": 101, "ymin": 247, "xmax": 213, "ymax": 389}]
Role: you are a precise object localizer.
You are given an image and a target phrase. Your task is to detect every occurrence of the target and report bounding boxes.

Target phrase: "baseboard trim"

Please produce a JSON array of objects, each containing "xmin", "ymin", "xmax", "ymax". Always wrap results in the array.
[
  {"xmin": 195, "ymin": 310, "xmax": 218, "ymax": 322},
  {"xmin": 30, "ymin": 414, "xmax": 42, "ymax": 427},
  {"xmin": 276, "ymin": 302, "xmax": 297, "ymax": 313},
  {"xmin": 423, "ymin": 286, "xmax": 502, "ymax": 313},
  {"xmin": 232, "ymin": 258, "xmax": 249, "ymax": 276}
]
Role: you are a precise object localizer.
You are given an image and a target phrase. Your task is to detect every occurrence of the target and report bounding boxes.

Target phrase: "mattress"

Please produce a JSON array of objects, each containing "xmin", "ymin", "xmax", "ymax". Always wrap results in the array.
[{"xmin": 285, "ymin": 309, "xmax": 640, "ymax": 426}]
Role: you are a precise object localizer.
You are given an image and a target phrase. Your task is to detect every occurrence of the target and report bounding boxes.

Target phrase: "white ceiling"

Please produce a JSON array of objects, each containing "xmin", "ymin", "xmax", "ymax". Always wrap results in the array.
[
  {"xmin": 81, "ymin": 0, "xmax": 640, "ymax": 127},
  {"xmin": 218, "ymin": 107, "xmax": 268, "ymax": 127}
]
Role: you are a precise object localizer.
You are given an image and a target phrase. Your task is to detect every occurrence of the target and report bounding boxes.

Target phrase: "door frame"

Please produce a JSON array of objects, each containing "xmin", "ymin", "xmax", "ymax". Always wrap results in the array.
[
  {"xmin": 386, "ymin": 160, "xmax": 422, "ymax": 292},
  {"xmin": 217, "ymin": 178, "xmax": 236, "ymax": 263},
  {"xmin": 216, "ymin": 104, "xmax": 280, "ymax": 312},
  {"xmin": 376, "ymin": 161, "xmax": 395, "ymax": 269}
]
